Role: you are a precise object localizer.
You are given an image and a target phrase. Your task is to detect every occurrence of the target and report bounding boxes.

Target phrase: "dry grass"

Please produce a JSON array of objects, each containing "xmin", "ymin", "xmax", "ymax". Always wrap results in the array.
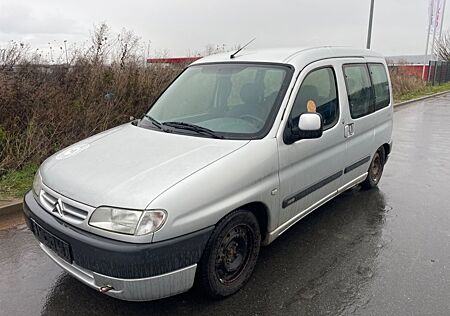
[
  {"xmin": 388, "ymin": 67, "xmax": 427, "ymax": 102},
  {"xmin": 0, "ymin": 25, "xmax": 183, "ymax": 172},
  {"xmin": 388, "ymin": 66, "xmax": 450, "ymax": 103},
  {"xmin": 0, "ymin": 63, "xmax": 180, "ymax": 170}
]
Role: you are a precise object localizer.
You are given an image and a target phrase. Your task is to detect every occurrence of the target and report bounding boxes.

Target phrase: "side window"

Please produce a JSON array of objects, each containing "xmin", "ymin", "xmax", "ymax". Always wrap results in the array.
[
  {"xmin": 290, "ymin": 67, "xmax": 339, "ymax": 129},
  {"xmin": 368, "ymin": 63, "xmax": 390, "ymax": 110},
  {"xmin": 343, "ymin": 64, "xmax": 373, "ymax": 119}
]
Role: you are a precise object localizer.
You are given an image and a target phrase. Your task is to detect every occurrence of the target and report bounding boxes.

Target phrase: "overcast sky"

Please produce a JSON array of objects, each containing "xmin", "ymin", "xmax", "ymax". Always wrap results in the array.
[{"xmin": 0, "ymin": 0, "xmax": 447, "ymax": 58}]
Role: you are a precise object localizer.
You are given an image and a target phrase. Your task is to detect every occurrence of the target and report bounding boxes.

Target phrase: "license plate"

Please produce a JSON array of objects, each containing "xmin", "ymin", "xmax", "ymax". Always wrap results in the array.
[{"xmin": 30, "ymin": 219, "xmax": 73, "ymax": 263}]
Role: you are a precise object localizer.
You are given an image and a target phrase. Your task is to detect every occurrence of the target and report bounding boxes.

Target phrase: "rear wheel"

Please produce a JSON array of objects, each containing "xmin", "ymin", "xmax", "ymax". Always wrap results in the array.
[
  {"xmin": 198, "ymin": 210, "xmax": 261, "ymax": 298},
  {"xmin": 361, "ymin": 147, "xmax": 385, "ymax": 189}
]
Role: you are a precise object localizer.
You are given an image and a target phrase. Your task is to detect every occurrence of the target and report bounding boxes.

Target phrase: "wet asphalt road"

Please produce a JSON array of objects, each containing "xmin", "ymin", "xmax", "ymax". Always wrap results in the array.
[{"xmin": 2, "ymin": 95, "xmax": 450, "ymax": 316}]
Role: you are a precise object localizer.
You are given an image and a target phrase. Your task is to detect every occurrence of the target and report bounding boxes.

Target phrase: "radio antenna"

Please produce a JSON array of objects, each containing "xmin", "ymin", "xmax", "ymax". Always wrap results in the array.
[{"xmin": 230, "ymin": 38, "xmax": 256, "ymax": 59}]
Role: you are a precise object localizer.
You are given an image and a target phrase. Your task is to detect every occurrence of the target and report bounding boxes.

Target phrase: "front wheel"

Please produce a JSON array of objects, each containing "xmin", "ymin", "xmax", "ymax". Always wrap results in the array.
[
  {"xmin": 198, "ymin": 210, "xmax": 261, "ymax": 299},
  {"xmin": 361, "ymin": 147, "xmax": 385, "ymax": 190}
]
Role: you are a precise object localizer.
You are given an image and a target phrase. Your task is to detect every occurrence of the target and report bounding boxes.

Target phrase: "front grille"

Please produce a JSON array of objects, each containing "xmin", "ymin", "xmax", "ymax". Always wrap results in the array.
[{"xmin": 39, "ymin": 189, "xmax": 88, "ymax": 223}]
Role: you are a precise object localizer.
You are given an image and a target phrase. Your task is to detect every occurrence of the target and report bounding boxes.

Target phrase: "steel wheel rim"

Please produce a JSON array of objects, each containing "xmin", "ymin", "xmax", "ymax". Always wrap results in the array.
[
  {"xmin": 371, "ymin": 152, "xmax": 382, "ymax": 183},
  {"xmin": 215, "ymin": 224, "xmax": 254, "ymax": 284}
]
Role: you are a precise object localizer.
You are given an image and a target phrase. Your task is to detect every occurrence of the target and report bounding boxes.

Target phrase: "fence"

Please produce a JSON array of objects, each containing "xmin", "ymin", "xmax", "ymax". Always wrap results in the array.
[{"xmin": 427, "ymin": 61, "xmax": 450, "ymax": 85}]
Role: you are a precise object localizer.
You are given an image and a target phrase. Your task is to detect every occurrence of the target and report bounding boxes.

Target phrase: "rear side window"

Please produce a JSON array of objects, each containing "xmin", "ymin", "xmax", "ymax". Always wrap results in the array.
[
  {"xmin": 369, "ymin": 63, "xmax": 390, "ymax": 110},
  {"xmin": 343, "ymin": 64, "xmax": 373, "ymax": 119},
  {"xmin": 290, "ymin": 67, "xmax": 339, "ymax": 129}
]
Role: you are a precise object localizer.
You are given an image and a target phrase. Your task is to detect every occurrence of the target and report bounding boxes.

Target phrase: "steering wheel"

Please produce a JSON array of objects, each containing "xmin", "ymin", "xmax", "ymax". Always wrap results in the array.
[{"xmin": 239, "ymin": 114, "xmax": 265, "ymax": 128}]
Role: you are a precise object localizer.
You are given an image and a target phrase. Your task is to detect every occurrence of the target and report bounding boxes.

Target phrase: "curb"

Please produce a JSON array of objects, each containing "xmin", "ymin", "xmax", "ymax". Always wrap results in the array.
[
  {"xmin": 0, "ymin": 200, "xmax": 23, "ymax": 218},
  {"xmin": 394, "ymin": 90, "xmax": 450, "ymax": 108}
]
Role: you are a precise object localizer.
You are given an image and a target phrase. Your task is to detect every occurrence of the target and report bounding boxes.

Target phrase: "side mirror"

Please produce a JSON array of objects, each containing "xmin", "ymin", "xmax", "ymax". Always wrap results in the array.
[{"xmin": 293, "ymin": 113, "xmax": 323, "ymax": 139}]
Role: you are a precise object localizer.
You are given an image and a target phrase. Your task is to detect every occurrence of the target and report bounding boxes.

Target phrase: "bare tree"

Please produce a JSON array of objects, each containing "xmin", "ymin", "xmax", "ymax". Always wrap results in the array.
[
  {"xmin": 116, "ymin": 29, "xmax": 140, "ymax": 67},
  {"xmin": 435, "ymin": 31, "xmax": 450, "ymax": 61},
  {"xmin": 88, "ymin": 23, "xmax": 114, "ymax": 64},
  {"xmin": 0, "ymin": 41, "xmax": 28, "ymax": 70},
  {"xmin": 204, "ymin": 44, "xmax": 227, "ymax": 56}
]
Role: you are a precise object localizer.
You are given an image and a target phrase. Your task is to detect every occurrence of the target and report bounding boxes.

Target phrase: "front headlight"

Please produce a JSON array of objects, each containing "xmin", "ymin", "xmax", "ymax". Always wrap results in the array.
[
  {"xmin": 32, "ymin": 169, "xmax": 42, "ymax": 196},
  {"xmin": 89, "ymin": 207, "xmax": 167, "ymax": 236}
]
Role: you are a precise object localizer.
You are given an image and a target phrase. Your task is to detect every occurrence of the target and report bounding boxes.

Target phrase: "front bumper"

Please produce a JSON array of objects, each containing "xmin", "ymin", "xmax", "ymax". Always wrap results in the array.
[
  {"xmin": 23, "ymin": 191, "xmax": 213, "ymax": 301},
  {"xmin": 40, "ymin": 242, "xmax": 197, "ymax": 301}
]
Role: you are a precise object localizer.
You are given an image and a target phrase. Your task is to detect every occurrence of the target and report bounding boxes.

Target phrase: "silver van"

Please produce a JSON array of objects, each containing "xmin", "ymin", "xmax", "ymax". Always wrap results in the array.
[{"xmin": 23, "ymin": 47, "xmax": 393, "ymax": 301}]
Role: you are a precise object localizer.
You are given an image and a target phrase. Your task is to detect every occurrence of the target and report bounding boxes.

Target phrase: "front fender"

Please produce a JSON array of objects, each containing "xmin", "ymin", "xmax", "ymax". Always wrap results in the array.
[{"xmin": 150, "ymin": 139, "xmax": 280, "ymax": 242}]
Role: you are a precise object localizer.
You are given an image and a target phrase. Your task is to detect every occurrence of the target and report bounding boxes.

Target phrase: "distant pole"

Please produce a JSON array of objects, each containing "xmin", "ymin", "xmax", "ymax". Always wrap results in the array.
[
  {"xmin": 431, "ymin": 0, "xmax": 447, "ymax": 61},
  {"xmin": 64, "ymin": 40, "xmax": 69, "ymax": 65},
  {"xmin": 439, "ymin": 0, "xmax": 447, "ymax": 42},
  {"xmin": 423, "ymin": 0, "xmax": 434, "ymax": 80},
  {"xmin": 431, "ymin": 2, "xmax": 439, "ymax": 60},
  {"xmin": 366, "ymin": 0, "xmax": 375, "ymax": 49}
]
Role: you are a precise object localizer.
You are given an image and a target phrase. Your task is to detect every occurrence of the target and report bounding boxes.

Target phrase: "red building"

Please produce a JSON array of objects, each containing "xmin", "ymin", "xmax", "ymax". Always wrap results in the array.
[{"xmin": 390, "ymin": 65, "xmax": 430, "ymax": 80}]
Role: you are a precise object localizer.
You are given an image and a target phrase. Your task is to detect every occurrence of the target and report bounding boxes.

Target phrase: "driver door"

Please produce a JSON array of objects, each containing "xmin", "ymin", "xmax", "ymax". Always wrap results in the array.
[{"xmin": 277, "ymin": 60, "xmax": 346, "ymax": 226}]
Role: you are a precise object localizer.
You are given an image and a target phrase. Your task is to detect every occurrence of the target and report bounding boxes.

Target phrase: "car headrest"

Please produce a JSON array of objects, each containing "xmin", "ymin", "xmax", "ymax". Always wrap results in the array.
[{"xmin": 240, "ymin": 83, "xmax": 263, "ymax": 105}]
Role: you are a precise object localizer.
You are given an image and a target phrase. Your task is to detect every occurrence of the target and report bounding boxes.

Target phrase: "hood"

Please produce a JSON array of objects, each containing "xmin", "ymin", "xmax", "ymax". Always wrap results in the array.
[{"xmin": 41, "ymin": 124, "xmax": 248, "ymax": 209}]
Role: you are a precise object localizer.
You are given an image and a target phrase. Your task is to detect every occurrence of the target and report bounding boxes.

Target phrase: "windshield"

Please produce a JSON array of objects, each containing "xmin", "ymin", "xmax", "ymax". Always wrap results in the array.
[{"xmin": 141, "ymin": 63, "xmax": 292, "ymax": 139}]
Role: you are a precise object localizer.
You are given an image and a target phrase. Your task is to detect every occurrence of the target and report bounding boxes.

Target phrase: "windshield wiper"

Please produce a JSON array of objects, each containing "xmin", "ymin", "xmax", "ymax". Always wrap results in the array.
[
  {"xmin": 162, "ymin": 121, "xmax": 224, "ymax": 139},
  {"xmin": 143, "ymin": 114, "xmax": 165, "ymax": 131}
]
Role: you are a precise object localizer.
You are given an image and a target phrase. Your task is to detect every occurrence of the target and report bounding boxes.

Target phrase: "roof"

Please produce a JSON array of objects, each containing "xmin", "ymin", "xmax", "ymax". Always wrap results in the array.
[{"xmin": 192, "ymin": 46, "xmax": 384, "ymax": 67}]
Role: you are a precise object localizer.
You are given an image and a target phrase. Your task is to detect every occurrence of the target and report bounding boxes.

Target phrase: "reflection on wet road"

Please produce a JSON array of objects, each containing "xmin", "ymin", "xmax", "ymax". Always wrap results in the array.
[{"xmin": 2, "ymin": 95, "xmax": 450, "ymax": 315}]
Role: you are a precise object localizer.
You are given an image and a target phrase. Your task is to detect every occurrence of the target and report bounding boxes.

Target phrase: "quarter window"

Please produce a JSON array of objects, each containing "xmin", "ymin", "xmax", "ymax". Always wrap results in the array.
[
  {"xmin": 290, "ymin": 67, "xmax": 339, "ymax": 129},
  {"xmin": 369, "ymin": 63, "xmax": 390, "ymax": 110},
  {"xmin": 343, "ymin": 64, "xmax": 373, "ymax": 119}
]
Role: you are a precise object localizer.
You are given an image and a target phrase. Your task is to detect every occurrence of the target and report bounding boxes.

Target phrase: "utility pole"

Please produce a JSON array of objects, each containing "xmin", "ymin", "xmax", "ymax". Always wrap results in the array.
[{"xmin": 366, "ymin": 0, "xmax": 375, "ymax": 49}]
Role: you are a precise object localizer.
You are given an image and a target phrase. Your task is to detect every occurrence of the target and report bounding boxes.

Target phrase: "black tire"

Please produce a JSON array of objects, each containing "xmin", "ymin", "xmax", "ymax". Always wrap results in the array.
[
  {"xmin": 361, "ymin": 146, "xmax": 386, "ymax": 190},
  {"xmin": 198, "ymin": 210, "xmax": 261, "ymax": 299}
]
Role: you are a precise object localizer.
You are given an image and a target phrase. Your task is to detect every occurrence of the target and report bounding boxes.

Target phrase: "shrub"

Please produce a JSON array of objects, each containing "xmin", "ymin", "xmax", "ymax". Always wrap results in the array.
[
  {"xmin": 389, "ymin": 67, "xmax": 426, "ymax": 101},
  {"xmin": 0, "ymin": 126, "xmax": 5, "ymax": 150},
  {"xmin": 0, "ymin": 25, "xmax": 183, "ymax": 170}
]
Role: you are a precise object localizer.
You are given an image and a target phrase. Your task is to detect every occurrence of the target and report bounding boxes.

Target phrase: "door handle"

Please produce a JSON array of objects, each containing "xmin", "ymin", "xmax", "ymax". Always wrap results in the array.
[{"xmin": 344, "ymin": 123, "xmax": 355, "ymax": 138}]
